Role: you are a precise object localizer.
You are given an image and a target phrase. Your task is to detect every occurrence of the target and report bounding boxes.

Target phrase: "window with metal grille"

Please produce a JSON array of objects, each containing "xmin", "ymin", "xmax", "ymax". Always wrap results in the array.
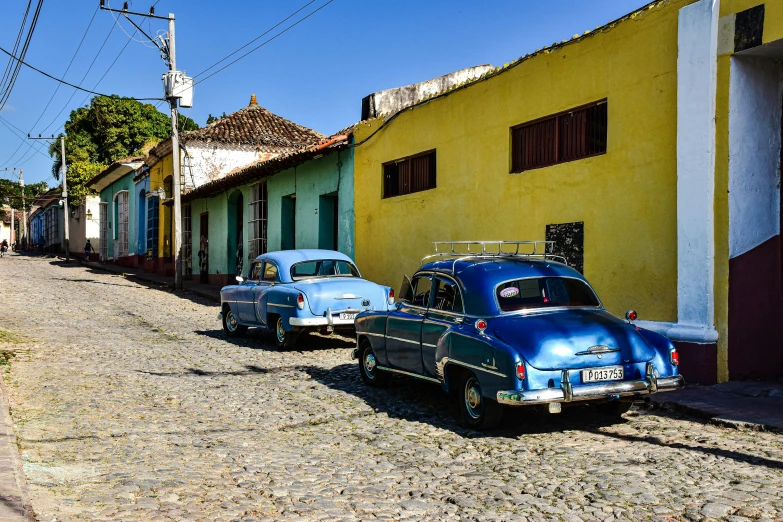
[
  {"xmin": 511, "ymin": 101, "xmax": 607, "ymax": 173},
  {"xmin": 248, "ymin": 182, "xmax": 268, "ymax": 260},
  {"xmin": 383, "ymin": 150, "xmax": 436, "ymax": 198}
]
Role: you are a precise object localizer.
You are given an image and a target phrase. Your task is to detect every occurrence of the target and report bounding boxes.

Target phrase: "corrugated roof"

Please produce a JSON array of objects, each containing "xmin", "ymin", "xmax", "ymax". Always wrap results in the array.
[{"xmin": 182, "ymin": 130, "xmax": 353, "ymax": 203}]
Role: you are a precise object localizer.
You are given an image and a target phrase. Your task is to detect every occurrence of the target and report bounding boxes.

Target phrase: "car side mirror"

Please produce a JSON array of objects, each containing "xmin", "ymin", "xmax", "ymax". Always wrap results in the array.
[
  {"xmin": 236, "ymin": 276, "xmax": 244, "ymax": 283},
  {"xmin": 399, "ymin": 275, "xmax": 413, "ymax": 304}
]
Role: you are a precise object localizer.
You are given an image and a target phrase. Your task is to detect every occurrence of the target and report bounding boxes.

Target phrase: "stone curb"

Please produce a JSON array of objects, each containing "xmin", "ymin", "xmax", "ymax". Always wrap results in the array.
[
  {"xmin": 0, "ymin": 369, "xmax": 35, "ymax": 521},
  {"xmin": 80, "ymin": 261, "xmax": 220, "ymax": 303},
  {"xmin": 647, "ymin": 399, "xmax": 783, "ymax": 435}
]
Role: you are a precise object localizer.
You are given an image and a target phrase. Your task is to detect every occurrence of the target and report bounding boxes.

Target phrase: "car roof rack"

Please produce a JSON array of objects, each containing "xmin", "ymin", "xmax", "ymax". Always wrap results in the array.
[{"xmin": 421, "ymin": 240, "xmax": 568, "ymax": 270}]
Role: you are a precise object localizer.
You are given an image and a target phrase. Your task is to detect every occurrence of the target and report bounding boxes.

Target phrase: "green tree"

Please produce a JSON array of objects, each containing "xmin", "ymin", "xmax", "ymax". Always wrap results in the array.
[
  {"xmin": 48, "ymin": 95, "xmax": 198, "ymax": 205},
  {"xmin": 206, "ymin": 112, "xmax": 227, "ymax": 125},
  {"xmin": 0, "ymin": 179, "xmax": 48, "ymax": 219}
]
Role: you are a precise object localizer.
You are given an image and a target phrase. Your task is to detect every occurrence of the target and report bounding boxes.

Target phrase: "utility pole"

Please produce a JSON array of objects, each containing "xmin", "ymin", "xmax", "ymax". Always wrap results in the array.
[
  {"xmin": 60, "ymin": 136, "xmax": 70, "ymax": 261},
  {"xmin": 168, "ymin": 14, "xmax": 183, "ymax": 290},
  {"xmin": 29, "ymin": 134, "xmax": 68, "ymax": 260},
  {"xmin": 19, "ymin": 169, "xmax": 25, "ymax": 247},
  {"xmin": 99, "ymin": 2, "xmax": 190, "ymax": 290},
  {"xmin": 0, "ymin": 168, "xmax": 25, "ymax": 248}
]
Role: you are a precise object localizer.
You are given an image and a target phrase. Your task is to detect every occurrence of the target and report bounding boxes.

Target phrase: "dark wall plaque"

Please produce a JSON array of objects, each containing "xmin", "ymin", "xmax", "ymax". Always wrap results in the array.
[{"xmin": 546, "ymin": 221, "xmax": 584, "ymax": 274}]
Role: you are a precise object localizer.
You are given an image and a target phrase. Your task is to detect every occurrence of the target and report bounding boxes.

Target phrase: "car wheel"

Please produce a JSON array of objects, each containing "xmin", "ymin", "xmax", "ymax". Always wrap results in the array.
[
  {"xmin": 358, "ymin": 340, "xmax": 391, "ymax": 387},
  {"xmin": 597, "ymin": 400, "xmax": 634, "ymax": 416},
  {"xmin": 458, "ymin": 372, "xmax": 504, "ymax": 430},
  {"xmin": 274, "ymin": 315, "xmax": 299, "ymax": 349},
  {"xmin": 222, "ymin": 308, "xmax": 247, "ymax": 337}
]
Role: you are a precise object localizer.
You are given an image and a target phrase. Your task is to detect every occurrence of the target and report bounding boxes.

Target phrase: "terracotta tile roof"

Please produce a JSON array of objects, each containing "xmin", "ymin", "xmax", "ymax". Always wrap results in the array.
[
  {"xmin": 146, "ymin": 97, "xmax": 325, "ymax": 167},
  {"xmin": 182, "ymin": 130, "xmax": 353, "ymax": 203},
  {"xmin": 1, "ymin": 209, "xmax": 25, "ymax": 224},
  {"xmin": 183, "ymin": 101, "xmax": 324, "ymax": 149}
]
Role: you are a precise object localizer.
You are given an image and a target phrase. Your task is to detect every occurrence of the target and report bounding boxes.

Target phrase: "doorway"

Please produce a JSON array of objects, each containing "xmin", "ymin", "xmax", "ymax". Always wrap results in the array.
[
  {"xmin": 199, "ymin": 212, "xmax": 209, "ymax": 284},
  {"xmin": 281, "ymin": 194, "xmax": 296, "ymax": 250},
  {"xmin": 318, "ymin": 192, "xmax": 338, "ymax": 251},
  {"xmin": 727, "ymin": 51, "xmax": 783, "ymax": 379},
  {"xmin": 227, "ymin": 191, "xmax": 244, "ymax": 275}
]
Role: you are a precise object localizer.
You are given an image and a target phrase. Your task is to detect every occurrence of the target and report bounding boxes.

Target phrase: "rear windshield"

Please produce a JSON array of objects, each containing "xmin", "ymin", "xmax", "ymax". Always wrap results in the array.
[
  {"xmin": 496, "ymin": 277, "xmax": 600, "ymax": 312},
  {"xmin": 290, "ymin": 260, "xmax": 360, "ymax": 281}
]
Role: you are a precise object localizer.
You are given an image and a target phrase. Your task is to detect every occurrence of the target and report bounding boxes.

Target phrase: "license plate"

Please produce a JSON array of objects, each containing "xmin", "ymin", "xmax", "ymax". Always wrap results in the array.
[
  {"xmin": 582, "ymin": 366, "xmax": 624, "ymax": 383},
  {"xmin": 339, "ymin": 313, "xmax": 358, "ymax": 321}
]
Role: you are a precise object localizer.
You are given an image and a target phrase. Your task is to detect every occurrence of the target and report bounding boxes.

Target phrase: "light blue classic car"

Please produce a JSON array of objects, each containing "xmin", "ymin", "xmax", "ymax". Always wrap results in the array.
[
  {"xmin": 352, "ymin": 241, "xmax": 684, "ymax": 430},
  {"xmin": 218, "ymin": 249, "xmax": 394, "ymax": 349}
]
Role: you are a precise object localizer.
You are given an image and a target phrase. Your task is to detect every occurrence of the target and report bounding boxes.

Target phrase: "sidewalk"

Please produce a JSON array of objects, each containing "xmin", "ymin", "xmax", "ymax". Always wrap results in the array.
[
  {"xmin": 0, "ymin": 371, "xmax": 34, "ymax": 521},
  {"xmin": 78, "ymin": 259, "xmax": 221, "ymax": 302},
  {"xmin": 649, "ymin": 380, "xmax": 783, "ymax": 432}
]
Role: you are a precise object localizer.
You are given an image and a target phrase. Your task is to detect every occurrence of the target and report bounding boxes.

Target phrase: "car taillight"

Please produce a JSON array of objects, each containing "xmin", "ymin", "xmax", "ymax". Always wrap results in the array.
[
  {"xmin": 297, "ymin": 293, "xmax": 304, "ymax": 310},
  {"xmin": 516, "ymin": 362, "xmax": 525, "ymax": 380},
  {"xmin": 475, "ymin": 319, "xmax": 487, "ymax": 332},
  {"xmin": 388, "ymin": 288, "xmax": 394, "ymax": 305},
  {"xmin": 670, "ymin": 349, "xmax": 679, "ymax": 366}
]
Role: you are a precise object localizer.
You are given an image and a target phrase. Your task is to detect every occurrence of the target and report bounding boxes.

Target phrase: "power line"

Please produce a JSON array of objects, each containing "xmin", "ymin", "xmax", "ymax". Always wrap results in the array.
[
  {"xmin": 0, "ymin": 1, "xmax": 33, "ymax": 94},
  {"xmin": 2, "ymin": 7, "xmax": 100, "ymax": 167},
  {"xmin": 192, "ymin": 0, "xmax": 318, "ymax": 79},
  {"xmin": 0, "ymin": 0, "xmax": 45, "ymax": 111},
  {"xmin": 193, "ymin": 0, "xmax": 335, "ymax": 86},
  {"xmin": 0, "ymin": 116, "xmax": 50, "ymax": 162},
  {"xmin": 0, "ymin": 44, "xmax": 162, "ymax": 104}
]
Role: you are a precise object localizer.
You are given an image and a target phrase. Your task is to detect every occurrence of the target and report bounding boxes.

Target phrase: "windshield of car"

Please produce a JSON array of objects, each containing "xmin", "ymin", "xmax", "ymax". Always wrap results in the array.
[
  {"xmin": 290, "ymin": 260, "xmax": 360, "ymax": 281},
  {"xmin": 496, "ymin": 277, "xmax": 600, "ymax": 312}
]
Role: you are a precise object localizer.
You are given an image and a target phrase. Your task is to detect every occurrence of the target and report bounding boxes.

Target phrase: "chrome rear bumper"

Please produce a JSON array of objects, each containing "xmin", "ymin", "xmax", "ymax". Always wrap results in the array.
[{"xmin": 497, "ymin": 365, "xmax": 684, "ymax": 406}]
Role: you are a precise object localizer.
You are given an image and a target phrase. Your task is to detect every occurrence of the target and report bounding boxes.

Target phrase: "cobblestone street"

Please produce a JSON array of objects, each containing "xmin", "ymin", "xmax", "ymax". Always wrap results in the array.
[{"xmin": 0, "ymin": 254, "xmax": 781, "ymax": 521}]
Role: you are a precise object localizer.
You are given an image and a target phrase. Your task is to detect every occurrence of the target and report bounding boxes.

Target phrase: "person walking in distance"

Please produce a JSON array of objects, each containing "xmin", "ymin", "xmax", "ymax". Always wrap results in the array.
[
  {"xmin": 84, "ymin": 239, "xmax": 96, "ymax": 261},
  {"xmin": 0, "ymin": 239, "xmax": 7, "ymax": 257}
]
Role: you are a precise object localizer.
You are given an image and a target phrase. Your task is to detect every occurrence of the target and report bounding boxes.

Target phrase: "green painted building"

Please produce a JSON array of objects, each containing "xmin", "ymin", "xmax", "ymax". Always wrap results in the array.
[
  {"xmin": 182, "ymin": 132, "xmax": 354, "ymax": 286},
  {"xmin": 85, "ymin": 157, "xmax": 145, "ymax": 264}
]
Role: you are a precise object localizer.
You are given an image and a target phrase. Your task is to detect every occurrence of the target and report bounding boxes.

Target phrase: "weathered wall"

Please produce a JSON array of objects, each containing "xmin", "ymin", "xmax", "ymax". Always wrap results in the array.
[
  {"xmin": 267, "ymin": 148, "xmax": 354, "ymax": 259},
  {"xmin": 187, "ymin": 147, "xmax": 355, "ymax": 283},
  {"xmin": 362, "ymin": 65, "xmax": 495, "ymax": 120},
  {"xmin": 184, "ymin": 142, "xmax": 275, "ymax": 189},
  {"xmin": 354, "ymin": 0, "xmax": 692, "ymax": 322}
]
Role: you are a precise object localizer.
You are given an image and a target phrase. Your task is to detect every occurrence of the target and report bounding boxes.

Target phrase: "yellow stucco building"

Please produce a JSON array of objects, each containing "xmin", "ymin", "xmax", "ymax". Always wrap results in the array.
[{"xmin": 354, "ymin": 0, "xmax": 783, "ymax": 384}]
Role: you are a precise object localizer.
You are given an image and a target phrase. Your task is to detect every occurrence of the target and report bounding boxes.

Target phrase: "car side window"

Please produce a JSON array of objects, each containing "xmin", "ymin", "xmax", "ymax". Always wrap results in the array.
[
  {"xmin": 433, "ymin": 277, "xmax": 464, "ymax": 314},
  {"xmin": 248, "ymin": 262, "xmax": 264, "ymax": 282},
  {"xmin": 262, "ymin": 262, "xmax": 278, "ymax": 282},
  {"xmin": 411, "ymin": 275, "xmax": 433, "ymax": 308}
]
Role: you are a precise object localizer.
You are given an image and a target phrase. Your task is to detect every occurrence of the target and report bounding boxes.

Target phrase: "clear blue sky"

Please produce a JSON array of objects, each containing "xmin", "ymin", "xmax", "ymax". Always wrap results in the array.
[{"xmin": 0, "ymin": 0, "xmax": 649, "ymax": 186}]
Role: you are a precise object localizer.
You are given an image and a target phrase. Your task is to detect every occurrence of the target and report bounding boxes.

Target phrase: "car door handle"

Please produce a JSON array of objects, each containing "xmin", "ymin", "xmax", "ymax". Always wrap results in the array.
[{"xmin": 416, "ymin": 309, "xmax": 426, "ymax": 316}]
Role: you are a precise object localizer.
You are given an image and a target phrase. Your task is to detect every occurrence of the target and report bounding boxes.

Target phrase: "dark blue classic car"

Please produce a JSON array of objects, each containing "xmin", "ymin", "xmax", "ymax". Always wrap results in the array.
[
  {"xmin": 352, "ymin": 241, "xmax": 684, "ymax": 429},
  {"xmin": 219, "ymin": 249, "xmax": 393, "ymax": 349}
]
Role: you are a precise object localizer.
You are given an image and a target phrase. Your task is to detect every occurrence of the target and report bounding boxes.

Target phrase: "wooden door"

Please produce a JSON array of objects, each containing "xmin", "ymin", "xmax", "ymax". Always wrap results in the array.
[{"xmin": 199, "ymin": 213, "xmax": 209, "ymax": 284}]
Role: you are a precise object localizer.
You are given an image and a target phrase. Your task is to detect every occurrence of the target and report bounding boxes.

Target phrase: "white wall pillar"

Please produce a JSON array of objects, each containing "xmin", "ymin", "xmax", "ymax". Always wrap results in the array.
[
  {"xmin": 639, "ymin": 0, "xmax": 721, "ymax": 343},
  {"xmin": 671, "ymin": 0, "xmax": 720, "ymax": 342}
]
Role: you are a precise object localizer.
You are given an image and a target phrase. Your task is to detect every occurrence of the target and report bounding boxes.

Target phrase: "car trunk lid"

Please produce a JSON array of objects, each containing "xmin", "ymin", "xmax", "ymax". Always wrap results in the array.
[
  {"xmin": 491, "ymin": 308, "xmax": 656, "ymax": 370},
  {"xmin": 293, "ymin": 278, "xmax": 388, "ymax": 316}
]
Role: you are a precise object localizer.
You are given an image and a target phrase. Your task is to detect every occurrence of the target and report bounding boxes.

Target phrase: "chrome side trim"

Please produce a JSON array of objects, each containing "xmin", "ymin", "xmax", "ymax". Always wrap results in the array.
[
  {"xmin": 233, "ymin": 300, "xmax": 256, "ymax": 305},
  {"xmin": 386, "ymin": 335, "xmax": 420, "ymax": 345},
  {"xmin": 269, "ymin": 303, "xmax": 295, "ymax": 308},
  {"xmin": 376, "ymin": 365, "xmax": 441, "ymax": 384},
  {"xmin": 496, "ymin": 374, "xmax": 684, "ymax": 406},
  {"xmin": 442, "ymin": 357, "xmax": 507, "ymax": 378},
  {"xmin": 422, "ymin": 342, "xmax": 437, "ymax": 348},
  {"xmin": 362, "ymin": 332, "xmax": 385, "ymax": 338}
]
